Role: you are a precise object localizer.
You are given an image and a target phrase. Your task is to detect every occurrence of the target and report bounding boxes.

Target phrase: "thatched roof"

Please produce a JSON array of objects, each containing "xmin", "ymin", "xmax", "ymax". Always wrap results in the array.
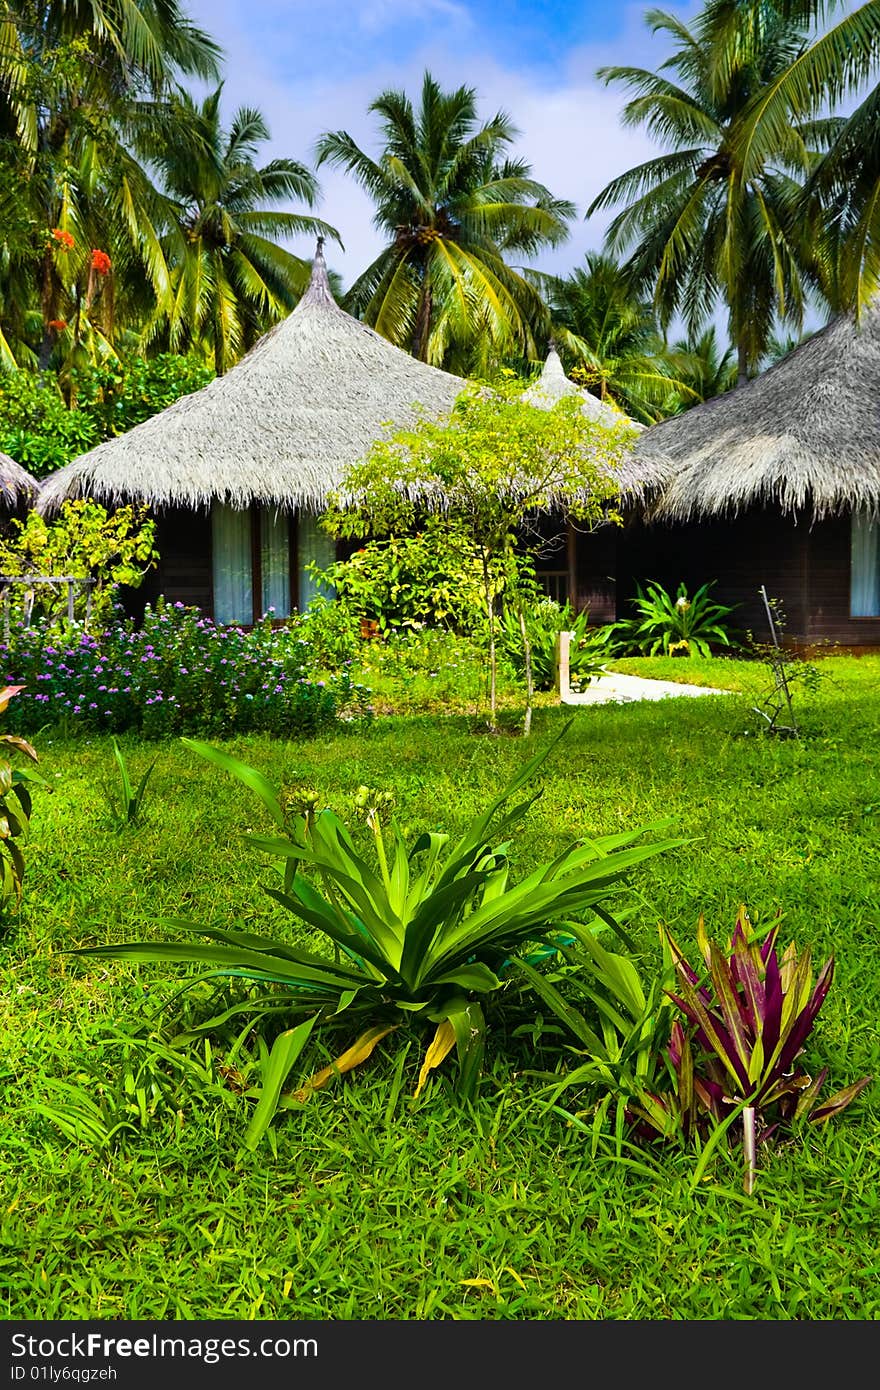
[
  {"xmin": 522, "ymin": 347, "xmax": 632, "ymax": 426},
  {"xmin": 521, "ymin": 348, "xmax": 672, "ymax": 500},
  {"xmin": 0, "ymin": 452, "xmax": 38, "ymax": 506},
  {"xmin": 37, "ymin": 240, "xmax": 467, "ymax": 516},
  {"xmin": 639, "ymin": 299, "xmax": 880, "ymax": 521}
]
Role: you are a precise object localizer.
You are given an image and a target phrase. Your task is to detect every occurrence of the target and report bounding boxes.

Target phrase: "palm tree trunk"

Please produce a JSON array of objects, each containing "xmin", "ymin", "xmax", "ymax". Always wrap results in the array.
[
  {"xmin": 413, "ymin": 283, "xmax": 433, "ymax": 361},
  {"xmin": 737, "ymin": 340, "xmax": 749, "ymax": 388}
]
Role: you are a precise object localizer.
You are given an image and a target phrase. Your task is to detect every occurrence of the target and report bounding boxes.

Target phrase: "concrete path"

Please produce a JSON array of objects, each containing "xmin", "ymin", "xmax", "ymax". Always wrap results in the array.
[{"xmin": 562, "ymin": 669, "xmax": 732, "ymax": 705}]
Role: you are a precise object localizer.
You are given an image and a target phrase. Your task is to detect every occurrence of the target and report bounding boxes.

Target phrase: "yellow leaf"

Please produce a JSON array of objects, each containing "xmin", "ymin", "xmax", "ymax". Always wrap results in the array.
[
  {"xmin": 293, "ymin": 1025, "xmax": 396, "ymax": 1102},
  {"xmin": 504, "ymin": 1266, "xmax": 527, "ymax": 1290},
  {"xmin": 413, "ymin": 1019, "xmax": 457, "ymax": 1098},
  {"xmin": 460, "ymin": 1278, "xmax": 497, "ymax": 1293}
]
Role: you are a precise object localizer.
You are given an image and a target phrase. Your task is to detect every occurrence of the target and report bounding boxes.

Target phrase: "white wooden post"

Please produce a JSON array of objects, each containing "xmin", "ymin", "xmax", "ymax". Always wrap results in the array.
[{"xmin": 556, "ymin": 629, "xmax": 571, "ymax": 702}]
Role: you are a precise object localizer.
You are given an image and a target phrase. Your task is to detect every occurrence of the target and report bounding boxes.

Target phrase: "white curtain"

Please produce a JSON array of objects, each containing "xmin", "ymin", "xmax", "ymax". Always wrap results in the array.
[
  {"xmin": 851, "ymin": 509, "xmax": 880, "ymax": 617},
  {"xmin": 260, "ymin": 509, "xmax": 291, "ymax": 618},
  {"xmin": 297, "ymin": 512, "xmax": 336, "ymax": 610},
  {"xmin": 212, "ymin": 503, "xmax": 252, "ymax": 625}
]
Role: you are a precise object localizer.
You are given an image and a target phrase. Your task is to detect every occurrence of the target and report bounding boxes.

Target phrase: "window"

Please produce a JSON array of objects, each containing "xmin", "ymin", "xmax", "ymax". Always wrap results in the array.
[
  {"xmin": 212, "ymin": 503, "xmax": 252, "ymax": 625},
  {"xmin": 297, "ymin": 512, "xmax": 335, "ymax": 610},
  {"xmin": 851, "ymin": 509, "xmax": 880, "ymax": 617},
  {"xmin": 260, "ymin": 508, "xmax": 290, "ymax": 618},
  {"xmin": 211, "ymin": 505, "xmax": 335, "ymax": 623}
]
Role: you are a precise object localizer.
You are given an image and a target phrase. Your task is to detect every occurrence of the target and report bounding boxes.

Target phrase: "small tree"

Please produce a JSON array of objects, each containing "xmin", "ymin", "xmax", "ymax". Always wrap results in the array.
[
  {"xmin": 324, "ymin": 384, "xmax": 636, "ymax": 732},
  {"xmin": 0, "ymin": 499, "xmax": 158, "ymax": 629}
]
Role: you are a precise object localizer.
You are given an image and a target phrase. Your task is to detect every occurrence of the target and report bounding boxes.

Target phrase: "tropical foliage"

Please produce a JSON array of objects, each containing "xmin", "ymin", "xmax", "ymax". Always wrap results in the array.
[
  {"xmin": 546, "ymin": 251, "xmax": 685, "ymax": 423},
  {"xmin": 0, "ymin": 498, "xmax": 157, "ymax": 625},
  {"xmin": 0, "ymin": 682, "xmax": 43, "ymax": 916},
  {"xmin": 607, "ymin": 580, "xmax": 740, "ymax": 658},
  {"xmin": 588, "ymin": 1, "xmax": 828, "ymax": 381},
  {"xmin": 73, "ymin": 725, "xmax": 681, "ymax": 1130},
  {"xmin": 0, "ymin": 352, "xmax": 213, "ymax": 472},
  {"xmin": 0, "ymin": 3, "xmax": 335, "ymax": 376},
  {"xmin": 316, "ymin": 70, "xmax": 574, "ymax": 370}
]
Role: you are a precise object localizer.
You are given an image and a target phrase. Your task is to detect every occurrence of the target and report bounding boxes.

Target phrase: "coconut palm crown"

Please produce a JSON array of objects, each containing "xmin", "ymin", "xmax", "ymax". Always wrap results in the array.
[
  {"xmin": 315, "ymin": 70, "xmax": 575, "ymax": 368},
  {"xmin": 588, "ymin": 1, "xmax": 838, "ymax": 382}
]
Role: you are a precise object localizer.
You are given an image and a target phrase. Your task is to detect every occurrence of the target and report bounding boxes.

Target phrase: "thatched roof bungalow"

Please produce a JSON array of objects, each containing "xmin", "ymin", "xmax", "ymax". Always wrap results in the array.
[
  {"xmin": 37, "ymin": 240, "xmax": 469, "ymax": 624},
  {"xmin": 37, "ymin": 241, "xmax": 658, "ymax": 626},
  {"xmin": 620, "ymin": 299, "xmax": 880, "ymax": 647}
]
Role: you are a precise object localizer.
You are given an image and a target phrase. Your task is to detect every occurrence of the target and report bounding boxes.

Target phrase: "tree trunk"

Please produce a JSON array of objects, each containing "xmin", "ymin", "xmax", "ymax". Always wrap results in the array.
[
  {"xmin": 481, "ymin": 549, "xmax": 497, "ymax": 732},
  {"xmin": 737, "ymin": 340, "xmax": 749, "ymax": 388},
  {"xmin": 413, "ymin": 282, "xmax": 433, "ymax": 362},
  {"xmin": 517, "ymin": 599, "xmax": 533, "ymax": 737}
]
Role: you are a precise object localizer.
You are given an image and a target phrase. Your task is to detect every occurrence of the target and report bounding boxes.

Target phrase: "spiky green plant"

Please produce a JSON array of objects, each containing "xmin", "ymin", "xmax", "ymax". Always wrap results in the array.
[{"xmin": 72, "ymin": 724, "xmax": 680, "ymax": 1120}]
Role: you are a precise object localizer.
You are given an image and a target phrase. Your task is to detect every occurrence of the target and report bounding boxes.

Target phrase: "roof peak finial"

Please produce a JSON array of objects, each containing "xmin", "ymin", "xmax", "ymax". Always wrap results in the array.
[{"xmin": 299, "ymin": 234, "xmax": 335, "ymax": 309}]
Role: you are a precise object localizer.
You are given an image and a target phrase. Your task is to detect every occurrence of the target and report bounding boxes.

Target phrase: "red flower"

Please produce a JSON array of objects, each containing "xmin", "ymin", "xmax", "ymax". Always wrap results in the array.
[
  {"xmin": 51, "ymin": 228, "xmax": 75, "ymax": 250},
  {"xmin": 48, "ymin": 319, "xmax": 68, "ymax": 331},
  {"xmin": 90, "ymin": 249, "xmax": 112, "ymax": 275}
]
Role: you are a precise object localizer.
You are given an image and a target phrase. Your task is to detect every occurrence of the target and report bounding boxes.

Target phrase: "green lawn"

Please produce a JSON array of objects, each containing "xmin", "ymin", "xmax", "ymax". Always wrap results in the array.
[{"xmin": 1, "ymin": 654, "xmax": 878, "ymax": 1319}]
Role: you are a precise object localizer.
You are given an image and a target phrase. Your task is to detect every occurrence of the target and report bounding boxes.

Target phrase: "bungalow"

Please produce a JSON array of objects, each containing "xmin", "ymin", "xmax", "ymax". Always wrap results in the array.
[
  {"xmin": 35, "ymin": 240, "xmax": 656, "ymax": 626},
  {"xmin": 622, "ymin": 299, "xmax": 880, "ymax": 649}
]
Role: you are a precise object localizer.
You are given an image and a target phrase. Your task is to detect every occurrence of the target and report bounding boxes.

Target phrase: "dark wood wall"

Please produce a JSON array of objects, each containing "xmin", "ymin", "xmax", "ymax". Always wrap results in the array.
[
  {"xmin": 131, "ymin": 505, "xmax": 213, "ymax": 620},
  {"xmin": 125, "ymin": 501, "xmax": 880, "ymax": 651},
  {"xmin": 607, "ymin": 506, "xmax": 880, "ymax": 649}
]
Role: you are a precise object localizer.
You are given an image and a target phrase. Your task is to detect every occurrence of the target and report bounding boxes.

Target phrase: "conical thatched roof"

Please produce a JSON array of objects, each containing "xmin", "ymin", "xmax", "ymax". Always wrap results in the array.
[
  {"xmin": 37, "ymin": 240, "xmax": 467, "ymax": 516},
  {"xmin": 0, "ymin": 452, "xmax": 38, "ymax": 506},
  {"xmin": 522, "ymin": 347, "xmax": 632, "ymax": 426},
  {"xmin": 639, "ymin": 299, "xmax": 880, "ymax": 521},
  {"xmin": 521, "ymin": 348, "xmax": 671, "ymax": 500}
]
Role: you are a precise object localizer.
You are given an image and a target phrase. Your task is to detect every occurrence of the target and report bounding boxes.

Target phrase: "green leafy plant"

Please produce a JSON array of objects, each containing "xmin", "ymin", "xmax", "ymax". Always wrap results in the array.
[
  {"xmin": 0, "ymin": 499, "xmax": 157, "ymax": 628},
  {"xmin": 657, "ymin": 910, "xmax": 872, "ymax": 1193},
  {"xmin": 516, "ymin": 924, "xmax": 676, "ymax": 1150},
  {"xmin": 312, "ymin": 521, "xmax": 487, "ymax": 637},
  {"xmin": 609, "ymin": 580, "xmax": 739, "ymax": 658},
  {"xmin": 519, "ymin": 906, "xmax": 871, "ymax": 1192},
  {"xmin": 0, "ymin": 684, "xmax": 46, "ymax": 916},
  {"xmin": 501, "ymin": 597, "xmax": 609, "ymax": 692},
  {"xmin": 72, "ymin": 724, "xmax": 680, "ymax": 1125},
  {"xmin": 101, "ymin": 739, "xmax": 158, "ymax": 828}
]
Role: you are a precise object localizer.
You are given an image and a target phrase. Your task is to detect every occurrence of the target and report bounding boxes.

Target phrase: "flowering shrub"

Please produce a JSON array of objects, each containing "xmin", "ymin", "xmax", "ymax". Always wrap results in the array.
[{"xmin": 0, "ymin": 602, "xmax": 373, "ymax": 739}]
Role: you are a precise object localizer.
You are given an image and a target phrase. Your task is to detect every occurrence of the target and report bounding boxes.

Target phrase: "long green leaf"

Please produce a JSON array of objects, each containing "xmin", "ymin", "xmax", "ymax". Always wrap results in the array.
[
  {"xmin": 243, "ymin": 1015, "xmax": 318, "ymax": 1150},
  {"xmin": 181, "ymin": 738, "xmax": 285, "ymax": 827}
]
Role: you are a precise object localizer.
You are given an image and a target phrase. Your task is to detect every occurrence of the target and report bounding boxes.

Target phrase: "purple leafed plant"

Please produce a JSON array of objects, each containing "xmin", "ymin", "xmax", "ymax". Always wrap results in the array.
[{"xmin": 658, "ymin": 909, "xmax": 872, "ymax": 1192}]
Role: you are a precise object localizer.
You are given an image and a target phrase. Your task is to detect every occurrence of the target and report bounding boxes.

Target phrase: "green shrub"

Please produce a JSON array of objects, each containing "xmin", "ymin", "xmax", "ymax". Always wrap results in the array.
[
  {"xmin": 608, "ymin": 580, "xmax": 739, "ymax": 657},
  {"xmin": 0, "ymin": 355, "xmax": 214, "ymax": 476},
  {"xmin": 0, "ymin": 499, "xmax": 157, "ymax": 628},
  {"xmin": 313, "ymin": 520, "xmax": 487, "ymax": 635}
]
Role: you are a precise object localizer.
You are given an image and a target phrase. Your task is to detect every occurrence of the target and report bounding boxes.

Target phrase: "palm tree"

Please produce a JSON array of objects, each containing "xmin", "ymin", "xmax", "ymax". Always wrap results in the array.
[
  {"xmin": 0, "ymin": 1, "xmax": 222, "ymax": 370},
  {"xmin": 666, "ymin": 325, "xmax": 737, "ymax": 408},
  {"xmin": 546, "ymin": 251, "xmax": 685, "ymax": 423},
  {"xmin": 588, "ymin": 2, "xmax": 833, "ymax": 383},
  {"xmin": 315, "ymin": 70, "xmax": 574, "ymax": 367},
  {"xmin": 140, "ymin": 87, "xmax": 339, "ymax": 374}
]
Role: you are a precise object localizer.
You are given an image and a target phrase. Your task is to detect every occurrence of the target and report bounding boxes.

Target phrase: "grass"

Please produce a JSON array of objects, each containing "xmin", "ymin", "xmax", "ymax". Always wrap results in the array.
[{"xmin": 1, "ymin": 653, "xmax": 878, "ymax": 1320}]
